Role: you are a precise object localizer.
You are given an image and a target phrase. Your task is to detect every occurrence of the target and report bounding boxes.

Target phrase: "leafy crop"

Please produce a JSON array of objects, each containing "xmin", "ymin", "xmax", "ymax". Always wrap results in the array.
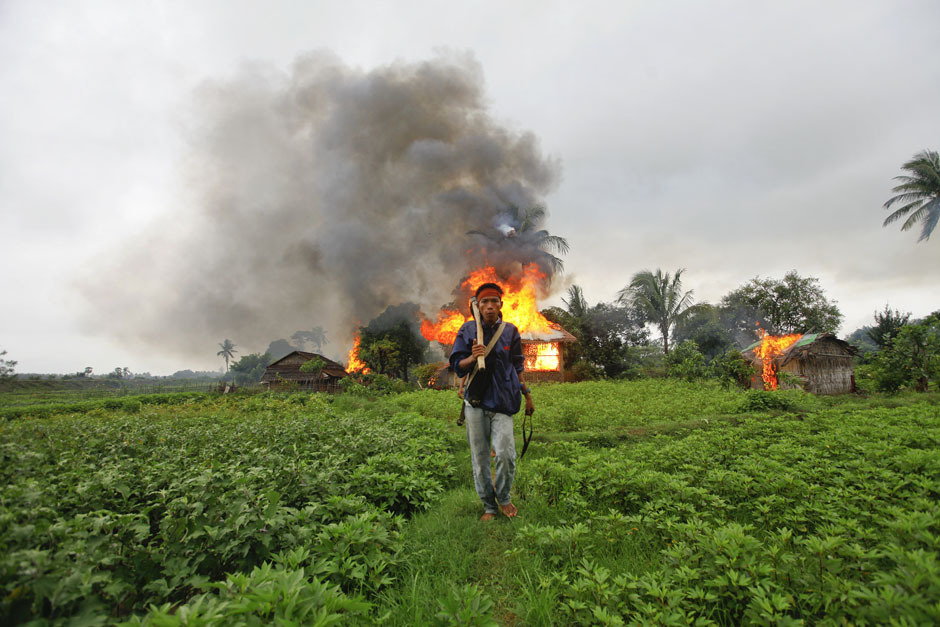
[
  {"xmin": 0, "ymin": 393, "xmax": 459, "ymax": 623},
  {"xmin": 512, "ymin": 401, "xmax": 940, "ymax": 624}
]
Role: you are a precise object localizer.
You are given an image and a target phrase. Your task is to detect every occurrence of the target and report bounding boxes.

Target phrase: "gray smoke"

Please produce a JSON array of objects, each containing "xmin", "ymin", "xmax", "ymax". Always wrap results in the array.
[{"xmin": 77, "ymin": 51, "xmax": 561, "ymax": 363}]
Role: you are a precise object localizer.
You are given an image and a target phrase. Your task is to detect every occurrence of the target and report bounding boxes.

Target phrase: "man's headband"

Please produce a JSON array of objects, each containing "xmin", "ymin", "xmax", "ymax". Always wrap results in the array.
[{"xmin": 477, "ymin": 287, "xmax": 501, "ymax": 301}]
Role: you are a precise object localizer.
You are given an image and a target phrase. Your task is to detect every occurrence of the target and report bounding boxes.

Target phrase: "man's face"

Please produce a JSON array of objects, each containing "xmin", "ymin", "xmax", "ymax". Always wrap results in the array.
[{"xmin": 479, "ymin": 295, "xmax": 502, "ymax": 325}]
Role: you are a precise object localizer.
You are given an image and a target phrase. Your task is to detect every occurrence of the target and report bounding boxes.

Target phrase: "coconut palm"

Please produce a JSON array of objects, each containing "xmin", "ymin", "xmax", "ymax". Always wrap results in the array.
[
  {"xmin": 883, "ymin": 149, "xmax": 940, "ymax": 242},
  {"xmin": 217, "ymin": 339, "xmax": 237, "ymax": 374},
  {"xmin": 468, "ymin": 204, "xmax": 569, "ymax": 272},
  {"xmin": 562, "ymin": 284, "xmax": 589, "ymax": 319},
  {"xmin": 618, "ymin": 268, "xmax": 694, "ymax": 355}
]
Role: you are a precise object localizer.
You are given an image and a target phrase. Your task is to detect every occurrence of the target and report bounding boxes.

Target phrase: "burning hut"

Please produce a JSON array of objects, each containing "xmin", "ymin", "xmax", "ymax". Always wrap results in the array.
[
  {"xmin": 744, "ymin": 333, "xmax": 860, "ymax": 394},
  {"xmin": 260, "ymin": 351, "xmax": 348, "ymax": 391},
  {"xmin": 521, "ymin": 323, "xmax": 578, "ymax": 382}
]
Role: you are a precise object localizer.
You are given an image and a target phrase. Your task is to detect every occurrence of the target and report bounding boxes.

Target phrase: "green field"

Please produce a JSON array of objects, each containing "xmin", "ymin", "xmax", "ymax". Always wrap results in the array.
[{"xmin": 2, "ymin": 381, "xmax": 938, "ymax": 625}]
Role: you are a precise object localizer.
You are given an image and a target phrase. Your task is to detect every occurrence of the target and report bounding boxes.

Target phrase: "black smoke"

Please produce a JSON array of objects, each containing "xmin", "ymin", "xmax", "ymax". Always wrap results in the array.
[{"xmin": 77, "ymin": 51, "xmax": 561, "ymax": 363}]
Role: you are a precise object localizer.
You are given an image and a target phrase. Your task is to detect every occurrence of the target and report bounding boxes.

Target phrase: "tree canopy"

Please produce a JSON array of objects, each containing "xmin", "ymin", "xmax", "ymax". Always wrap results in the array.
[
  {"xmin": 720, "ymin": 270, "xmax": 842, "ymax": 337},
  {"xmin": 618, "ymin": 268, "xmax": 694, "ymax": 355},
  {"xmin": 883, "ymin": 149, "xmax": 940, "ymax": 242}
]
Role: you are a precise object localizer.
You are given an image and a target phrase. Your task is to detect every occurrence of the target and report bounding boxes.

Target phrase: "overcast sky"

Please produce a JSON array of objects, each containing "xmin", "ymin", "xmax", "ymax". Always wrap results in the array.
[{"xmin": 2, "ymin": 0, "xmax": 939, "ymax": 375}]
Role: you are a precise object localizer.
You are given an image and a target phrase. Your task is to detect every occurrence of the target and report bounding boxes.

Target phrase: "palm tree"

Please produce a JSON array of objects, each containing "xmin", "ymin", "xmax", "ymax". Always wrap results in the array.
[
  {"xmin": 217, "ymin": 339, "xmax": 237, "ymax": 374},
  {"xmin": 468, "ymin": 204, "xmax": 569, "ymax": 272},
  {"xmin": 562, "ymin": 284, "xmax": 589, "ymax": 319},
  {"xmin": 618, "ymin": 268, "xmax": 694, "ymax": 355},
  {"xmin": 883, "ymin": 149, "xmax": 940, "ymax": 242}
]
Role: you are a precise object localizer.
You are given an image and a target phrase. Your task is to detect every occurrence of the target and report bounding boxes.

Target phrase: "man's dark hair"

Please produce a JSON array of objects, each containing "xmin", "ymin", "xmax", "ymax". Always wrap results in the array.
[{"xmin": 475, "ymin": 282, "xmax": 504, "ymax": 299}]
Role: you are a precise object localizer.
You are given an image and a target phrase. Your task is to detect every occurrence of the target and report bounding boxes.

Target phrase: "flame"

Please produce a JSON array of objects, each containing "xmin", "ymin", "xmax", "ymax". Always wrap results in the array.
[
  {"xmin": 420, "ymin": 307, "xmax": 466, "ymax": 345},
  {"xmin": 346, "ymin": 334, "xmax": 370, "ymax": 373},
  {"xmin": 420, "ymin": 264, "xmax": 554, "ymax": 343},
  {"xmin": 524, "ymin": 342, "xmax": 561, "ymax": 371},
  {"xmin": 753, "ymin": 325, "xmax": 801, "ymax": 390}
]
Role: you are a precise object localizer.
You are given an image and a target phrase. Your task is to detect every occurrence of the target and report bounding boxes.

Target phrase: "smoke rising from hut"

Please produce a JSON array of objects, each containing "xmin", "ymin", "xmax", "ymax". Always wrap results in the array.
[{"xmin": 76, "ymin": 51, "xmax": 561, "ymax": 362}]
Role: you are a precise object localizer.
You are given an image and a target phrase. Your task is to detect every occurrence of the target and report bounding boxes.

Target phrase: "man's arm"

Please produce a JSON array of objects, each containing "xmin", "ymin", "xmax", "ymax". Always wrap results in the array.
[
  {"xmin": 509, "ymin": 327, "xmax": 534, "ymax": 416},
  {"xmin": 449, "ymin": 325, "xmax": 483, "ymax": 377}
]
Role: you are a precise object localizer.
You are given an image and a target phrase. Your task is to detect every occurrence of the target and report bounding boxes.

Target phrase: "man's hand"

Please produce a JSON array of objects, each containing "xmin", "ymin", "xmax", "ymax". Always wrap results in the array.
[
  {"xmin": 524, "ymin": 395, "xmax": 535, "ymax": 416},
  {"xmin": 459, "ymin": 341, "xmax": 486, "ymax": 371}
]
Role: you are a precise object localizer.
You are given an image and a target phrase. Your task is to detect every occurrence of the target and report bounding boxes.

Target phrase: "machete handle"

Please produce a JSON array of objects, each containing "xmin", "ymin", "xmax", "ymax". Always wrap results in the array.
[{"xmin": 469, "ymin": 297, "xmax": 486, "ymax": 370}]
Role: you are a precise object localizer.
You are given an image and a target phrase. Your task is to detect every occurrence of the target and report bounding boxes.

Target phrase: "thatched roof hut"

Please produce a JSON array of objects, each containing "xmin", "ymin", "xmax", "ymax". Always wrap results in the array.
[
  {"xmin": 260, "ymin": 351, "xmax": 348, "ymax": 391},
  {"xmin": 743, "ymin": 333, "xmax": 861, "ymax": 394}
]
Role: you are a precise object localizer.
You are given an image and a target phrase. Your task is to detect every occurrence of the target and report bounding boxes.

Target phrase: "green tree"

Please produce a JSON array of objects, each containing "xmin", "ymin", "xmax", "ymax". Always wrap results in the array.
[
  {"xmin": 358, "ymin": 304, "xmax": 429, "ymax": 380},
  {"xmin": 883, "ymin": 149, "xmax": 940, "ymax": 242},
  {"xmin": 664, "ymin": 340, "xmax": 708, "ymax": 381},
  {"xmin": 217, "ymin": 339, "xmax": 237, "ymax": 375},
  {"xmin": 720, "ymin": 270, "xmax": 842, "ymax": 337},
  {"xmin": 229, "ymin": 352, "xmax": 271, "ymax": 386},
  {"xmin": 0, "ymin": 349, "xmax": 16, "ymax": 380},
  {"xmin": 674, "ymin": 303, "xmax": 736, "ymax": 361},
  {"xmin": 618, "ymin": 268, "xmax": 694, "ymax": 356},
  {"xmin": 468, "ymin": 204, "xmax": 569, "ymax": 272},
  {"xmin": 359, "ymin": 336, "xmax": 400, "ymax": 377},
  {"xmin": 868, "ymin": 304, "xmax": 911, "ymax": 349},
  {"xmin": 872, "ymin": 313, "xmax": 940, "ymax": 392},
  {"xmin": 544, "ymin": 290, "xmax": 649, "ymax": 378}
]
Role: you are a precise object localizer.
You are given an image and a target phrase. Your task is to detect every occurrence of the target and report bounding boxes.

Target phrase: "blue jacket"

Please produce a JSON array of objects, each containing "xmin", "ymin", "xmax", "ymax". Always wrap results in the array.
[{"xmin": 449, "ymin": 317, "xmax": 525, "ymax": 415}]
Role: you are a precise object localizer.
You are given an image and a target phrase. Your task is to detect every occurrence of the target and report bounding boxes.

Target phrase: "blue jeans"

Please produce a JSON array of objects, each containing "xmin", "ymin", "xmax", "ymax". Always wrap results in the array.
[{"xmin": 464, "ymin": 404, "xmax": 516, "ymax": 514}]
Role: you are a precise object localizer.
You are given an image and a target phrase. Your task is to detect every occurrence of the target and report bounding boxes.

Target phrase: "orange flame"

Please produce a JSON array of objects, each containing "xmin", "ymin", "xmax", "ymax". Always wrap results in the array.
[
  {"xmin": 524, "ymin": 342, "xmax": 561, "ymax": 371},
  {"xmin": 420, "ymin": 264, "xmax": 554, "ymax": 343},
  {"xmin": 753, "ymin": 325, "xmax": 801, "ymax": 390},
  {"xmin": 346, "ymin": 334, "xmax": 370, "ymax": 373}
]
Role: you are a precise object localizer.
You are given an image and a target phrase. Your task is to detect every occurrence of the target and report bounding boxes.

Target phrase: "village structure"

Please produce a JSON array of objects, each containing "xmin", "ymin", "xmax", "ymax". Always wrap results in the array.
[
  {"xmin": 744, "ymin": 333, "xmax": 861, "ymax": 394},
  {"xmin": 260, "ymin": 351, "xmax": 349, "ymax": 391}
]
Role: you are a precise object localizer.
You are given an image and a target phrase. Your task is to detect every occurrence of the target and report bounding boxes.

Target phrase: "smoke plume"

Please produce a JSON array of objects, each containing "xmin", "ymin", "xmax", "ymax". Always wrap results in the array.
[{"xmin": 77, "ymin": 51, "xmax": 561, "ymax": 363}]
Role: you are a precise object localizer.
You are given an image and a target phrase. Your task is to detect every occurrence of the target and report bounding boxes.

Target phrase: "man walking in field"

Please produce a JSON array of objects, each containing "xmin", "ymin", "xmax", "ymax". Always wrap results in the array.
[{"xmin": 450, "ymin": 282, "xmax": 534, "ymax": 521}]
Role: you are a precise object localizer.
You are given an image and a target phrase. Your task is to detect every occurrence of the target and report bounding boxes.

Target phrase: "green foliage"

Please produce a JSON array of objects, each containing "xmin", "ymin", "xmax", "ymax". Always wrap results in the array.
[
  {"xmin": 871, "ymin": 314, "xmax": 940, "ymax": 392},
  {"xmin": 618, "ymin": 268, "xmax": 694, "ymax": 355},
  {"xmin": 882, "ymin": 149, "xmax": 940, "ymax": 242},
  {"xmin": 229, "ymin": 352, "xmax": 271, "ymax": 385},
  {"xmin": 358, "ymin": 305, "xmax": 428, "ymax": 380},
  {"xmin": 709, "ymin": 349, "xmax": 754, "ymax": 389},
  {"xmin": 513, "ymin": 401, "xmax": 940, "ymax": 625},
  {"xmin": 299, "ymin": 356, "xmax": 327, "ymax": 374},
  {"xmin": 869, "ymin": 303, "xmax": 912, "ymax": 349},
  {"xmin": 738, "ymin": 389, "xmax": 806, "ymax": 412},
  {"xmin": 664, "ymin": 340, "xmax": 708, "ymax": 381},
  {"xmin": 434, "ymin": 584, "xmax": 498, "ymax": 626},
  {"xmin": 0, "ymin": 395, "xmax": 458, "ymax": 623},
  {"xmin": 0, "ymin": 349, "xmax": 16, "ymax": 380},
  {"xmin": 720, "ymin": 270, "xmax": 842, "ymax": 336},
  {"xmin": 674, "ymin": 303, "xmax": 736, "ymax": 361},
  {"xmin": 413, "ymin": 362, "xmax": 445, "ymax": 387}
]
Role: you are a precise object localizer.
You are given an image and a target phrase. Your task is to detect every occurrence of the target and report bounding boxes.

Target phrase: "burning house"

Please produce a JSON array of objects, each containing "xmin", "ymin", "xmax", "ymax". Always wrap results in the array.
[
  {"xmin": 744, "ymin": 332, "xmax": 860, "ymax": 394},
  {"xmin": 260, "ymin": 351, "xmax": 348, "ymax": 391}
]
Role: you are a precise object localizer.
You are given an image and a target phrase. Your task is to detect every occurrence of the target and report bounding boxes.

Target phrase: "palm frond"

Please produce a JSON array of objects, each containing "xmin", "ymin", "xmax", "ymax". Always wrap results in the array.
[
  {"xmin": 883, "ymin": 200, "xmax": 924, "ymax": 226},
  {"xmin": 917, "ymin": 198, "xmax": 940, "ymax": 241}
]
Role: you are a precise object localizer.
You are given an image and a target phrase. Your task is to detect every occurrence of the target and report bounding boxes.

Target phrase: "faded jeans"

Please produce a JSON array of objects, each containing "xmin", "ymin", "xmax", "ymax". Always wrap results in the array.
[{"xmin": 464, "ymin": 403, "xmax": 516, "ymax": 514}]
